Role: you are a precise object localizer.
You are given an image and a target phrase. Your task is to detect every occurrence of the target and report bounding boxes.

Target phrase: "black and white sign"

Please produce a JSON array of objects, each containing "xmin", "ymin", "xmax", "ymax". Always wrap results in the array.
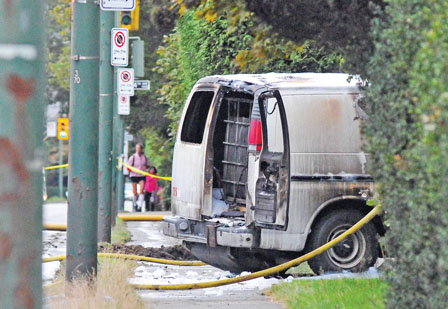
[
  {"xmin": 111, "ymin": 28, "xmax": 129, "ymax": 66},
  {"xmin": 118, "ymin": 95, "xmax": 131, "ymax": 115},
  {"xmin": 134, "ymin": 80, "xmax": 150, "ymax": 91},
  {"xmin": 101, "ymin": 0, "xmax": 135, "ymax": 11},
  {"xmin": 117, "ymin": 68, "xmax": 135, "ymax": 96}
]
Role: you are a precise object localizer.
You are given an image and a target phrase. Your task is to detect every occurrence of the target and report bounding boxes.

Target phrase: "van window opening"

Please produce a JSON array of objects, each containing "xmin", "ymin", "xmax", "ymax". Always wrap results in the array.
[{"xmin": 181, "ymin": 91, "xmax": 215, "ymax": 144}]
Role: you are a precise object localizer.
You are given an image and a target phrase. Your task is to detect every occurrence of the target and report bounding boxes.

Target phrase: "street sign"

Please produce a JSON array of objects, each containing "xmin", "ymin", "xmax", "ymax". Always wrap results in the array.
[
  {"xmin": 47, "ymin": 121, "xmax": 57, "ymax": 137},
  {"xmin": 100, "ymin": 0, "xmax": 135, "ymax": 11},
  {"xmin": 117, "ymin": 68, "xmax": 134, "ymax": 96},
  {"xmin": 118, "ymin": 95, "xmax": 130, "ymax": 115},
  {"xmin": 111, "ymin": 28, "xmax": 129, "ymax": 66},
  {"xmin": 134, "ymin": 80, "xmax": 150, "ymax": 90}
]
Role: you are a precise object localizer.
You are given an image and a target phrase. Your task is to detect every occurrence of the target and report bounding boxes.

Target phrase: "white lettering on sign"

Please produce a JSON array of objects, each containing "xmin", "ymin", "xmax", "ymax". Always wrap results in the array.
[
  {"xmin": 101, "ymin": 0, "xmax": 135, "ymax": 11},
  {"xmin": 117, "ymin": 68, "xmax": 134, "ymax": 96},
  {"xmin": 118, "ymin": 95, "xmax": 130, "ymax": 115},
  {"xmin": 111, "ymin": 28, "xmax": 129, "ymax": 67}
]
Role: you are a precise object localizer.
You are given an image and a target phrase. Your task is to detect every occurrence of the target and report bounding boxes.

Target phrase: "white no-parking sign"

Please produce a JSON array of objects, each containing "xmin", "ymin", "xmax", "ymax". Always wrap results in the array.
[
  {"xmin": 117, "ymin": 68, "xmax": 134, "ymax": 96},
  {"xmin": 118, "ymin": 95, "xmax": 131, "ymax": 115},
  {"xmin": 111, "ymin": 28, "xmax": 129, "ymax": 66}
]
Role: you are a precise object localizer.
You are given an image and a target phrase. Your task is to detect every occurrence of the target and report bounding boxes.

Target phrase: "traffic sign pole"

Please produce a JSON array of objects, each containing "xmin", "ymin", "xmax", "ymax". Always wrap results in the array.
[
  {"xmin": 112, "ymin": 12, "xmax": 126, "ymax": 219},
  {"xmin": 66, "ymin": 0, "xmax": 100, "ymax": 281},
  {"xmin": 0, "ymin": 1, "xmax": 45, "ymax": 307},
  {"xmin": 98, "ymin": 9, "xmax": 115, "ymax": 243}
]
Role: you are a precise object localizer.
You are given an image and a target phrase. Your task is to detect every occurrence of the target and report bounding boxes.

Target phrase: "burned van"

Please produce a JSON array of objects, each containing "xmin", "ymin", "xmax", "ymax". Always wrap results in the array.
[{"xmin": 163, "ymin": 73, "xmax": 384, "ymax": 274}]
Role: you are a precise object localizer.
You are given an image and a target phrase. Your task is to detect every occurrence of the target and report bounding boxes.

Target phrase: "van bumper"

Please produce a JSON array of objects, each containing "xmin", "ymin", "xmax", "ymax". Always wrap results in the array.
[{"xmin": 162, "ymin": 216, "xmax": 259, "ymax": 248}]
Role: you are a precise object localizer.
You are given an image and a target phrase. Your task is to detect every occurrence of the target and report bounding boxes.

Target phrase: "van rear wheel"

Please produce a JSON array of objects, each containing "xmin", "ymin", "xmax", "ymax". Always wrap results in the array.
[{"xmin": 306, "ymin": 209, "xmax": 378, "ymax": 275}]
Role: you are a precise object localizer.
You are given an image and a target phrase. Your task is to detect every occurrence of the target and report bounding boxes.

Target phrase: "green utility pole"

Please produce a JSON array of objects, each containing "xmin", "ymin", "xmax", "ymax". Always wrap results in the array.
[
  {"xmin": 66, "ymin": 0, "xmax": 100, "ymax": 280},
  {"xmin": 0, "ymin": 1, "xmax": 45, "ymax": 307},
  {"xmin": 112, "ymin": 12, "xmax": 126, "ymax": 217},
  {"xmin": 98, "ymin": 10, "xmax": 115, "ymax": 243}
]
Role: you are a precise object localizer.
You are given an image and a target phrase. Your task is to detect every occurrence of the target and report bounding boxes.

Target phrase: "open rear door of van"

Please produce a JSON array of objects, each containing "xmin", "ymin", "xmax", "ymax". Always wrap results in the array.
[
  {"xmin": 171, "ymin": 88, "xmax": 217, "ymax": 219},
  {"xmin": 253, "ymin": 90, "xmax": 290, "ymax": 230}
]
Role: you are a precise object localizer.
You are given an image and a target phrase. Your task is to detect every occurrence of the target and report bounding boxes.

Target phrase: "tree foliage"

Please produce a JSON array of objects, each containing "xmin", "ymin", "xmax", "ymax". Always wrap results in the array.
[
  {"xmin": 189, "ymin": 0, "xmax": 385, "ymax": 73},
  {"xmin": 363, "ymin": 0, "xmax": 448, "ymax": 307},
  {"xmin": 154, "ymin": 6, "xmax": 341, "ymax": 138}
]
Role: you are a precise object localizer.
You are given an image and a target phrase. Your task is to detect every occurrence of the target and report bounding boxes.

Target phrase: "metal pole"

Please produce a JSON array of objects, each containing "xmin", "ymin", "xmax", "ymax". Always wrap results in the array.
[
  {"xmin": 97, "ymin": 9, "xmax": 114, "ymax": 243},
  {"xmin": 0, "ymin": 0, "xmax": 45, "ymax": 307},
  {"xmin": 66, "ymin": 0, "xmax": 100, "ymax": 280},
  {"xmin": 117, "ymin": 124, "xmax": 125, "ymax": 212},
  {"xmin": 112, "ymin": 11, "xmax": 125, "ymax": 218},
  {"xmin": 59, "ymin": 138, "xmax": 64, "ymax": 198}
]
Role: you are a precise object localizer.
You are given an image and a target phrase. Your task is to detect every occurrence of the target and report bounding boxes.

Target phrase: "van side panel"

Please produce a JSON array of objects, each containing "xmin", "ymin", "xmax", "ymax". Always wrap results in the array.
[{"xmin": 259, "ymin": 93, "xmax": 371, "ymax": 251}]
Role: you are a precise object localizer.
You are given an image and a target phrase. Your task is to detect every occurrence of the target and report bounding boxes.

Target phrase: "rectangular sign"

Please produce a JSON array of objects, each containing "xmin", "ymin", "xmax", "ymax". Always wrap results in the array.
[
  {"xmin": 101, "ymin": 0, "xmax": 135, "ymax": 11},
  {"xmin": 117, "ymin": 68, "xmax": 135, "ymax": 96},
  {"xmin": 134, "ymin": 80, "xmax": 150, "ymax": 90},
  {"xmin": 118, "ymin": 95, "xmax": 131, "ymax": 115},
  {"xmin": 111, "ymin": 28, "xmax": 129, "ymax": 66},
  {"xmin": 46, "ymin": 121, "xmax": 57, "ymax": 137}
]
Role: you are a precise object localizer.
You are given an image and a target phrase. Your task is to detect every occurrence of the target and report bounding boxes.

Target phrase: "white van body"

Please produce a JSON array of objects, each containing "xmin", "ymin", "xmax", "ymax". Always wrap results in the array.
[{"xmin": 163, "ymin": 73, "xmax": 383, "ymax": 274}]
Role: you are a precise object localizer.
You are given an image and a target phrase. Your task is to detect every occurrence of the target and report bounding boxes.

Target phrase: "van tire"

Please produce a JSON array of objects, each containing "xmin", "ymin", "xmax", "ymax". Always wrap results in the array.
[{"xmin": 306, "ymin": 209, "xmax": 378, "ymax": 275}]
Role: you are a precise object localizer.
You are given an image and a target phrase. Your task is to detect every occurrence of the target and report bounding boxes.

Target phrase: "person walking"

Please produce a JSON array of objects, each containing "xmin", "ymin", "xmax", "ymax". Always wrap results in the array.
[
  {"xmin": 127, "ymin": 143, "xmax": 149, "ymax": 211},
  {"xmin": 144, "ymin": 166, "xmax": 161, "ymax": 211}
]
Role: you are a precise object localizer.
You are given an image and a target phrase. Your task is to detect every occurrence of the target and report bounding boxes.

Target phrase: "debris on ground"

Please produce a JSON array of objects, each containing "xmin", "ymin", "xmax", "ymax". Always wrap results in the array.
[{"xmin": 98, "ymin": 244, "xmax": 197, "ymax": 261}]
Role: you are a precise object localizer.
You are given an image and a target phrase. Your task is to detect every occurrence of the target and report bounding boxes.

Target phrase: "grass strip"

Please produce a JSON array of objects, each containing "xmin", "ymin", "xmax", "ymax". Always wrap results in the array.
[
  {"xmin": 44, "ymin": 257, "xmax": 144, "ymax": 308},
  {"xmin": 268, "ymin": 278, "xmax": 388, "ymax": 309},
  {"xmin": 111, "ymin": 217, "xmax": 132, "ymax": 244}
]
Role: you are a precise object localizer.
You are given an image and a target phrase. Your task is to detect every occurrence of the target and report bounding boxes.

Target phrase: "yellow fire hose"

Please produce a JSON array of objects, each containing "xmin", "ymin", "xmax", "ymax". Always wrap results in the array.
[
  {"xmin": 43, "ymin": 205, "xmax": 381, "ymax": 290},
  {"xmin": 42, "ymin": 252, "xmax": 206, "ymax": 266},
  {"xmin": 117, "ymin": 213, "xmax": 166, "ymax": 221},
  {"xmin": 131, "ymin": 204, "xmax": 382, "ymax": 290},
  {"xmin": 42, "ymin": 214, "xmax": 165, "ymax": 232},
  {"xmin": 43, "ymin": 223, "xmax": 67, "ymax": 231}
]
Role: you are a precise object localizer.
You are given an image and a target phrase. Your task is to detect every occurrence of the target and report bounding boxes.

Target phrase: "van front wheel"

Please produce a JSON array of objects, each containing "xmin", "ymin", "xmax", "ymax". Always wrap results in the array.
[{"xmin": 306, "ymin": 209, "xmax": 378, "ymax": 275}]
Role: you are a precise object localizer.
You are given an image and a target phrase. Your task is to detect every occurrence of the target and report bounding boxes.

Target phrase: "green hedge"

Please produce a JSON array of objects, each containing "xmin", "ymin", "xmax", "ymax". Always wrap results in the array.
[{"xmin": 364, "ymin": 0, "xmax": 448, "ymax": 307}]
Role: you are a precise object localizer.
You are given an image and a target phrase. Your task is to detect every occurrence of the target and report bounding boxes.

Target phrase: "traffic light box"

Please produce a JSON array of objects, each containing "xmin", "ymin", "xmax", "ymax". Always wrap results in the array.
[
  {"xmin": 120, "ymin": 0, "xmax": 140, "ymax": 31},
  {"xmin": 57, "ymin": 118, "xmax": 69, "ymax": 140}
]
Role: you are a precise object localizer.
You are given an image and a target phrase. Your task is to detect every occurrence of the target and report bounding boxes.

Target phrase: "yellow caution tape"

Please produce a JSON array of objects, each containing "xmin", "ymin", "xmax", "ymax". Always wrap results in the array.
[
  {"xmin": 118, "ymin": 159, "xmax": 172, "ymax": 181},
  {"xmin": 44, "ymin": 163, "xmax": 69, "ymax": 170}
]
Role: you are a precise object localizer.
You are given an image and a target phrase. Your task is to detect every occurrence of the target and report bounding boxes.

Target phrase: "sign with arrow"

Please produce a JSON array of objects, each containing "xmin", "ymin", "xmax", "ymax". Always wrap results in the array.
[
  {"xmin": 117, "ymin": 68, "xmax": 134, "ymax": 96},
  {"xmin": 111, "ymin": 28, "xmax": 129, "ymax": 66},
  {"xmin": 134, "ymin": 80, "xmax": 150, "ymax": 91}
]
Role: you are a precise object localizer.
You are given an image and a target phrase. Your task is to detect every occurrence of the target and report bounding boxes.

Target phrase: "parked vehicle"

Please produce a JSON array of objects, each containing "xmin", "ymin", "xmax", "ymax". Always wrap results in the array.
[{"xmin": 163, "ymin": 73, "xmax": 384, "ymax": 274}]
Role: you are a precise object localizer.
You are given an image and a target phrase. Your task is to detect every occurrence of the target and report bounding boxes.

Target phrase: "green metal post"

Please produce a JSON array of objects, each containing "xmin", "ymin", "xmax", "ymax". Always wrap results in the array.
[
  {"xmin": 112, "ymin": 11, "xmax": 126, "ymax": 217},
  {"xmin": 116, "ymin": 123, "xmax": 125, "ymax": 212},
  {"xmin": 66, "ymin": 0, "xmax": 100, "ymax": 280},
  {"xmin": 0, "ymin": 1, "xmax": 45, "ymax": 307},
  {"xmin": 98, "ymin": 10, "xmax": 114, "ymax": 243},
  {"xmin": 59, "ymin": 138, "xmax": 64, "ymax": 197}
]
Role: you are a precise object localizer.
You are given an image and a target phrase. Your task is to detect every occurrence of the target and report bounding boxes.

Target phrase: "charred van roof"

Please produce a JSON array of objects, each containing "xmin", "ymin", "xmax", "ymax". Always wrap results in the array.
[{"xmin": 196, "ymin": 73, "xmax": 362, "ymax": 94}]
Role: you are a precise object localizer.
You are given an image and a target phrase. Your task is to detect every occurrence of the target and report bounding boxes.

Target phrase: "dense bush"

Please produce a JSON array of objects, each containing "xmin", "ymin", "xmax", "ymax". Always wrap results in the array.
[{"xmin": 363, "ymin": 0, "xmax": 448, "ymax": 307}]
